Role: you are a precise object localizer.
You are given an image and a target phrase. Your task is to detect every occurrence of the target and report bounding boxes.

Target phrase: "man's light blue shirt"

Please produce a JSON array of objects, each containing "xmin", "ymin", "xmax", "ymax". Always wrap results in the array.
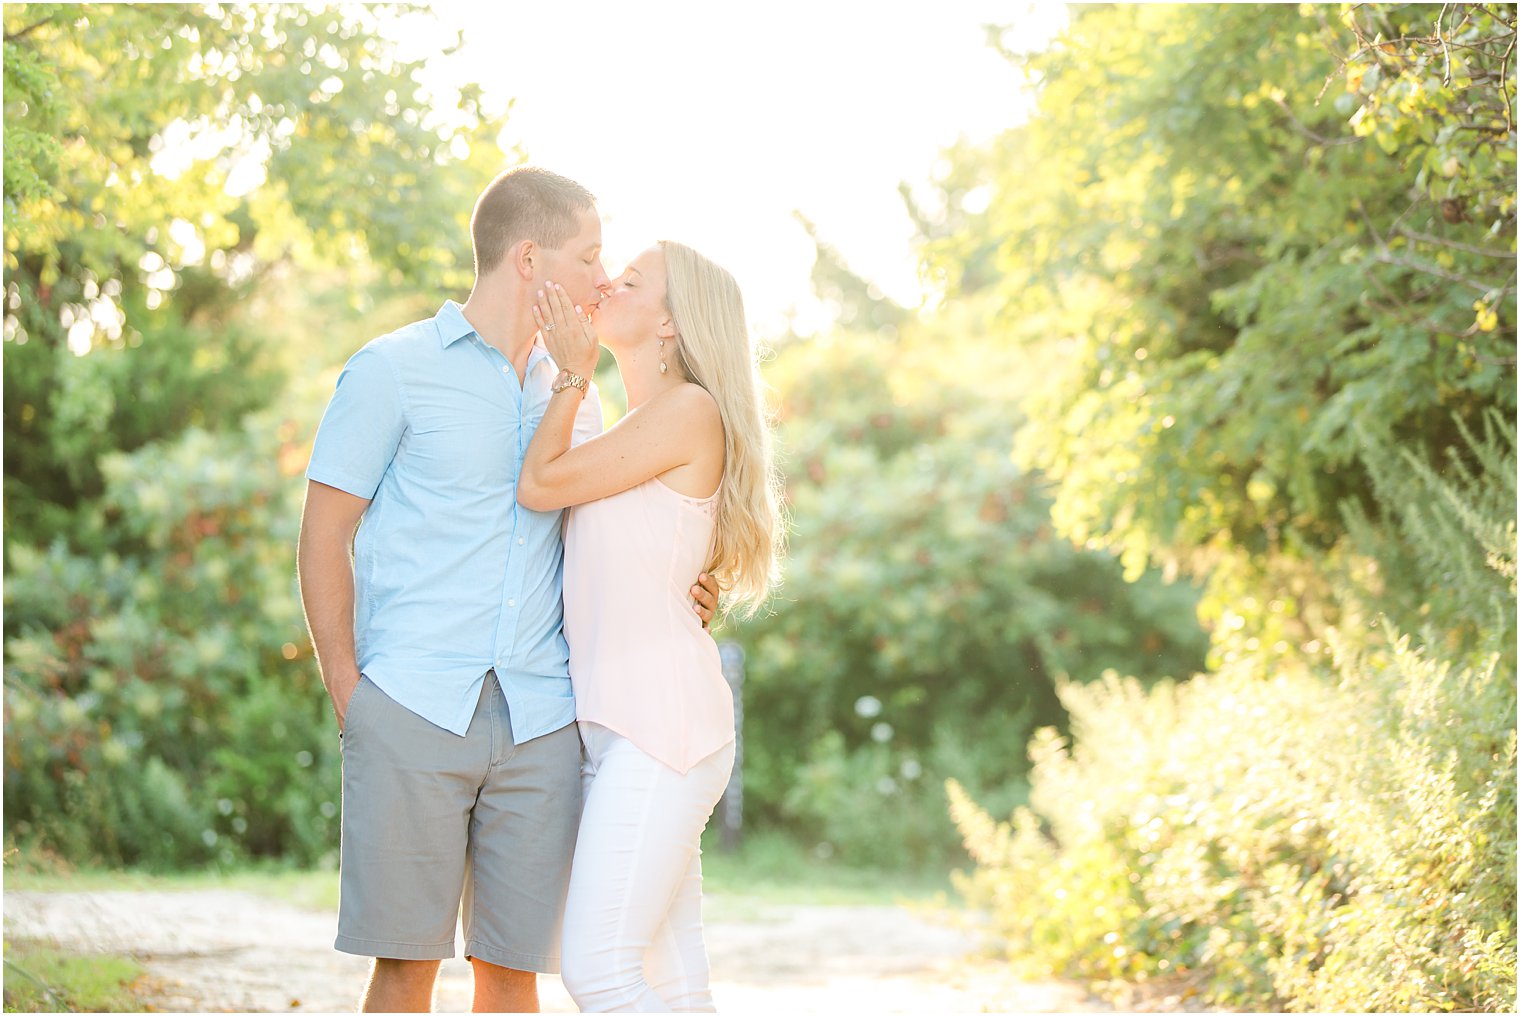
[{"xmin": 307, "ymin": 300, "xmax": 602, "ymax": 741}]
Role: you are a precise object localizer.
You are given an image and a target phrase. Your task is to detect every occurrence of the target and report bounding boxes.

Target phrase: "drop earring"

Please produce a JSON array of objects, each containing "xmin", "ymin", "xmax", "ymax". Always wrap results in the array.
[{"xmin": 658, "ymin": 338, "xmax": 668, "ymax": 374}]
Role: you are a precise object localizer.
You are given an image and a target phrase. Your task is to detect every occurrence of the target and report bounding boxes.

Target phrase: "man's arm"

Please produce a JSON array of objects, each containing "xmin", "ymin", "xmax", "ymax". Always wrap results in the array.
[
  {"xmin": 691, "ymin": 572, "xmax": 719, "ymax": 628},
  {"xmin": 297, "ymin": 479, "xmax": 371, "ymax": 730}
]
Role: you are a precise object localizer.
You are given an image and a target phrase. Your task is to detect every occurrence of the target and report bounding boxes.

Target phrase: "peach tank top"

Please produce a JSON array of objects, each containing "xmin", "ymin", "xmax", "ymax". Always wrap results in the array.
[{"xmin": 562, "ymin": 476, "xmax": 734, "ymax": 774}]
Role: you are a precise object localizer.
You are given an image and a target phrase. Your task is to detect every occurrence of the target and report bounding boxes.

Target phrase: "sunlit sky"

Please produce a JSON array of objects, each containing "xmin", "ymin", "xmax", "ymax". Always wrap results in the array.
[{"xmin": 385, "ymin": 2, "xmax": 1068, "ymax": 339}]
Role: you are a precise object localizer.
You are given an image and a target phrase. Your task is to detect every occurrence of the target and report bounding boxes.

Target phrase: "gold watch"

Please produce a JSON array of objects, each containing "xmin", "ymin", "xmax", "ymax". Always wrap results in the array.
[{"xmin": 552, "ymin": 369, "xmax": 589, "ymax": 395}]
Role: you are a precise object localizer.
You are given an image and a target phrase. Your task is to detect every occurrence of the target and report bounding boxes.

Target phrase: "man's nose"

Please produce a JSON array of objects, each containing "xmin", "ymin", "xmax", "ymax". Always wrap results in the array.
[{"xmin": 593, "ymin": 262, "xmax": 612, "ymax": 295}]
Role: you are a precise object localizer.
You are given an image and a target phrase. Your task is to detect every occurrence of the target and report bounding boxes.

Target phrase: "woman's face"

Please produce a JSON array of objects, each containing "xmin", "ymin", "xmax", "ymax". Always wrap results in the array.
[{"xmin": 593, "ymin": 245, "xmax": 674, "ymax": 351}]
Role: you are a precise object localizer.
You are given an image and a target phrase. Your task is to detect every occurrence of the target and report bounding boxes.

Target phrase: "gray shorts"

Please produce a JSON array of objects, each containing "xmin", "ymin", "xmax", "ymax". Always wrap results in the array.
[{"xmin": 335, "ymin": 671, "xmax": 581, "ymax": 972}]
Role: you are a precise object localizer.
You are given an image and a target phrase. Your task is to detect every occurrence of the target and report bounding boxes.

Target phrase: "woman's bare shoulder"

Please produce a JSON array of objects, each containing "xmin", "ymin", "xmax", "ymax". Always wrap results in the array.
[{"xmin": 657, "ymin": 381, "xmax": 722, "ymax": 421}]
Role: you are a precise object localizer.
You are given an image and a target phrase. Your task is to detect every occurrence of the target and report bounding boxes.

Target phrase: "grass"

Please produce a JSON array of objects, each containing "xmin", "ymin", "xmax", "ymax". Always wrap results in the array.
[
  {"xmin": 2, "ymin": 939, "xmax": 150, "ymax": 1013},
  {"xmin": 699, "ymin": 828, "xmax": 962, "ymax": 907},
  {"xmin": 7, "ymin": 831, "xmax": 963, "ymax": 917},
  {"xmin": 5, "ymin": 846, "xmax": 343, "ymax": 912}
]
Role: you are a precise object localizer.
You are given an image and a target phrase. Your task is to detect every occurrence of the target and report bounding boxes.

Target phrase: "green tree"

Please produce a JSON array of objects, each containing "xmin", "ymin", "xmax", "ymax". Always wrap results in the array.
[
  {"xmin": 942, "ymin": 4, "xmax": 1516, "ymax": 1009},
  {"xmin": 923, "ymin": 3, "xmax": 1515, "ymax": 656},
  {"xmin": 3, "ymin": 3, "xmax": 510, "ymax": 865},
  {"xmin": 4, "ymin": 2, "xmax": 503, "ymax": 552}
]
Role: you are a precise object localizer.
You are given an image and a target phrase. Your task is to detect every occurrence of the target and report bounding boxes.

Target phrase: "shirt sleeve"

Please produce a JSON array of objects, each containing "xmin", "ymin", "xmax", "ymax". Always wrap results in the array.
[
  {"xmin": 306, "ymin": 344, "xmax": 406, "ymax": 500},
  {"xmin": 572, "ymin": 380, "xmax": 605, "ymax": 447}
]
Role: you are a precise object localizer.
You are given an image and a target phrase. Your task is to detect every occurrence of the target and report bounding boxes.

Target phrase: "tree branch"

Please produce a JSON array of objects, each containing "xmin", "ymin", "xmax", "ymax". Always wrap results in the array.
[
  {"xmin": 1500, "ymin": 32, "xmax": 1515, "ymax": 133},
  {"xmin": 4, "ymin": 14, "xmax": 61, "ymax": 43},
  {"xmin": 1372, "ymin": 251, "xmax": 1507, "ymax": 293},
  {"xmin": 1395, "ymin": 224, "xmax": 1518, "ymax": 260},
  {"xmin": 1438, "ymin": 4, "xmax": 1454, "ymax": 85},
  {"xmin": 1270, "ymin": 94, "xmax": 1362, "ymax": 147}
]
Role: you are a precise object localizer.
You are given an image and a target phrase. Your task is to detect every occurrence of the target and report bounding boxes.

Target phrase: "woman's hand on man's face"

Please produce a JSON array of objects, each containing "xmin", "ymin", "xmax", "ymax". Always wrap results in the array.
[{"xmin": 533, "ymin": 281, "xmax": 600, "ymax": 377}]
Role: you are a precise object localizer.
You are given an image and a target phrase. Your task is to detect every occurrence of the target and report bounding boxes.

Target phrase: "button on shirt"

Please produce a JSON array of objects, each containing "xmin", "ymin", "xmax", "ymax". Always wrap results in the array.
[{"xmin": 306, "ymin": 301, "xmax": 602, "ymax": 741}]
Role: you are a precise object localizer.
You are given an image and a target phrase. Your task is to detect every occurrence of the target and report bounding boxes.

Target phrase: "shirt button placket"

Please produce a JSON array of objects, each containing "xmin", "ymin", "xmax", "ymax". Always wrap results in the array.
[{"xmin": 494, "ymin": 349, "xmax": 526, "ymax": 674}]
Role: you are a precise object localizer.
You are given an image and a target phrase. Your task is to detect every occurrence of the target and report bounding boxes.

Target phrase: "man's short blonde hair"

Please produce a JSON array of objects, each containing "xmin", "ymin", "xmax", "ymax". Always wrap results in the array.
[{"xmin": 470, "ymin": 167, "xmax": 596, "ymax": 275}]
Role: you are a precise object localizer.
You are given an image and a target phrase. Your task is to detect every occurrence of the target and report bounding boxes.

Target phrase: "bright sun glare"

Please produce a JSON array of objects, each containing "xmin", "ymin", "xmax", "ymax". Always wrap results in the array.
[{"xmin": 384, "ymin": 1, "xmax": 1068, "ymax": 340}]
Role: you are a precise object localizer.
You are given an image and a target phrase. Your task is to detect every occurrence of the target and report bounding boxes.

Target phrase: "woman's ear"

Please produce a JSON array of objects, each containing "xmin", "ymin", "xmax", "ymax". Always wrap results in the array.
[{"xmin": 656, "ymin": 315, "xmax": 678, "ymax": 339}]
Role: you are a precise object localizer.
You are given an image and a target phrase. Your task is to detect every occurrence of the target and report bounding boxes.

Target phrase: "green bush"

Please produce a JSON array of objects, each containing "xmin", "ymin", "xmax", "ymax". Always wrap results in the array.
[
  {"xmin": 3, "ymin": 405, "xmax": 338, "ymax": 867},
  {"xmin": 952, "ymin": 636, "xmax": 1516, "ymax": 1012},
  {"xmin": 951, "ymin": 418, "xmax": 1517, "ymax": 1011},
  {"xmin": 1343, "ymin": 411, "xmax": 1518, "ymax": 664},
  {"xmin": 781, "ymin": 720, "xmax": 1033, "ymax": 870},
  {"xmin": 733, "ymin": 322, "xmax": 1208, "ymax": 867}
]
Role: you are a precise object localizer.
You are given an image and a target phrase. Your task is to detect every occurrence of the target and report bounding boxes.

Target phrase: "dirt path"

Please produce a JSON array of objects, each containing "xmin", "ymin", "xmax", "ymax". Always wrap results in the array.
[{"xmin": 4, "ymin": 889, "xmax": 1115, "ymax": 1013}]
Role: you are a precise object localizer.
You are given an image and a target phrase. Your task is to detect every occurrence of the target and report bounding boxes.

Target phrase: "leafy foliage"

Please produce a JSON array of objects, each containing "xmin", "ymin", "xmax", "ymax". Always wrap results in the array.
[
  {"xmin": 3, "ymin": 2, "xmax": 504, "ymax": 552},
  {"xmin": 923, "ymin": 4, "xmax": 1515, "ymax": 640},
  {"xmin": 733, "ymin": 305, "xmax": 1207, "ymax": 866},
  {"xmin": 3, "ymin": 3, "xmax": 503, "ymax": 866},
  {"xmin": 946, "ymin": 4, "xmax": 1516, "ymax": 1010},
  {"xmin": 1343, "ymin": 410, "xmax": 1518, "ymax": 660},
  {"xmin": 951, "ymin": 622, "xmax": 1516, "ymax": 1011},
  {"xmin": 949, "ymin": 418, "xmax": 1516, "ymax": 1013},
  {"xmin": 4, "ymin": 407, "xmax": 335, "ymax": 866}
]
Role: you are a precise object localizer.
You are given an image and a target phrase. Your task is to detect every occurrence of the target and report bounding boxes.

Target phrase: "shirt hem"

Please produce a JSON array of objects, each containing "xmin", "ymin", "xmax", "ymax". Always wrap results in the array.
[
  {"xmin": 574, "ymin": 714, "xmax": 734, "ymax": 776},
  {"xmin": 358, "ymin": 667, "xmax": 574, "ymax": 741}
]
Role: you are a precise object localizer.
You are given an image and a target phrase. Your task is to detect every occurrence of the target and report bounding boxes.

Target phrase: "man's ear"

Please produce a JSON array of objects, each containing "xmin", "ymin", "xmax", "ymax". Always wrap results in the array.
[{"xmin": 512, "ymin": 239, "xmax": 536, "ymax": 280}]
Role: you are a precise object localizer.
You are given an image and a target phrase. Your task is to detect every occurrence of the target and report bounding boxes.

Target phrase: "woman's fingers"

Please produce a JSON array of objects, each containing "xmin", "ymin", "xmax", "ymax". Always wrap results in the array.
[
  {"xmin": 538, "ymin": 285, "xmax": 562, "ymax": 330},
  {"xmin": 550, "ymin": 283, "xmax": 597, "ymax": 347},
  {"xmin": 534, "ymin": 287, "xmax": 560, "ymax": 335},
  {"xmin": 534, "ymin": 284, "xmax": 597, "ymax": 374},
  {"xmin": 551, "ymin": 283, "xmax": 579, "ymax": 331}
]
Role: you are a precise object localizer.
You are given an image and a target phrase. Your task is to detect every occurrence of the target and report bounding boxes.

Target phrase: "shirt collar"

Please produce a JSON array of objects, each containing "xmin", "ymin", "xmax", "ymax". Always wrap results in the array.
[
  {"xmin": 434, "ymin": 300, "xmax": 476, "ymax": 348},
  {"xmin": 436, "ymin": 299, "xmax": 556, "ymax": 375},
  {"xmin": 527, "ymin": 338, "xmax": 553, "ymax": 374}
]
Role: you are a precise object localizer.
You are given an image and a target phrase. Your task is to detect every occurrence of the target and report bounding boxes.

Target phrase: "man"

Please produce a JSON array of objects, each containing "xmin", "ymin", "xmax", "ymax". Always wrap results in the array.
[{"xmin": 297, "ymin": 167, "xmax": 720, "ymax": 1013}]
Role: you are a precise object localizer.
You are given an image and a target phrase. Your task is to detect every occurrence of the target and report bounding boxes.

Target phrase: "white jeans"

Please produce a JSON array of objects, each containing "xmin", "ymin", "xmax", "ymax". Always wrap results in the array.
[{"xmin": 560, "ymin": 722, "xmax": 736, "ymax": 1013}]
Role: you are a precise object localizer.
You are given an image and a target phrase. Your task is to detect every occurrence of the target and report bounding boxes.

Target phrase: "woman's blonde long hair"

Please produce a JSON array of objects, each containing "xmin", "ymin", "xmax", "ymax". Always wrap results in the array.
[{"xmin": 661, "ymin": 240, "xmax": 783, "ymax": 616}]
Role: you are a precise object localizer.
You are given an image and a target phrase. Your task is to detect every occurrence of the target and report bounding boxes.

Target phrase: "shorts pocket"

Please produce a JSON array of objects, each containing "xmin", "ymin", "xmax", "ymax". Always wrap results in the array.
[{"xmin": 342, "ymin": 676, "xmax": 373, "ymax": 741}]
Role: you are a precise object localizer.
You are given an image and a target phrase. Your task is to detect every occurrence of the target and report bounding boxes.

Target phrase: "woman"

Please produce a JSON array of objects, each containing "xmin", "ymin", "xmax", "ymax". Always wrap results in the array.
[{"xmin": 517, "ymin": 240, "xmax": 781, "ymax": 1012}]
